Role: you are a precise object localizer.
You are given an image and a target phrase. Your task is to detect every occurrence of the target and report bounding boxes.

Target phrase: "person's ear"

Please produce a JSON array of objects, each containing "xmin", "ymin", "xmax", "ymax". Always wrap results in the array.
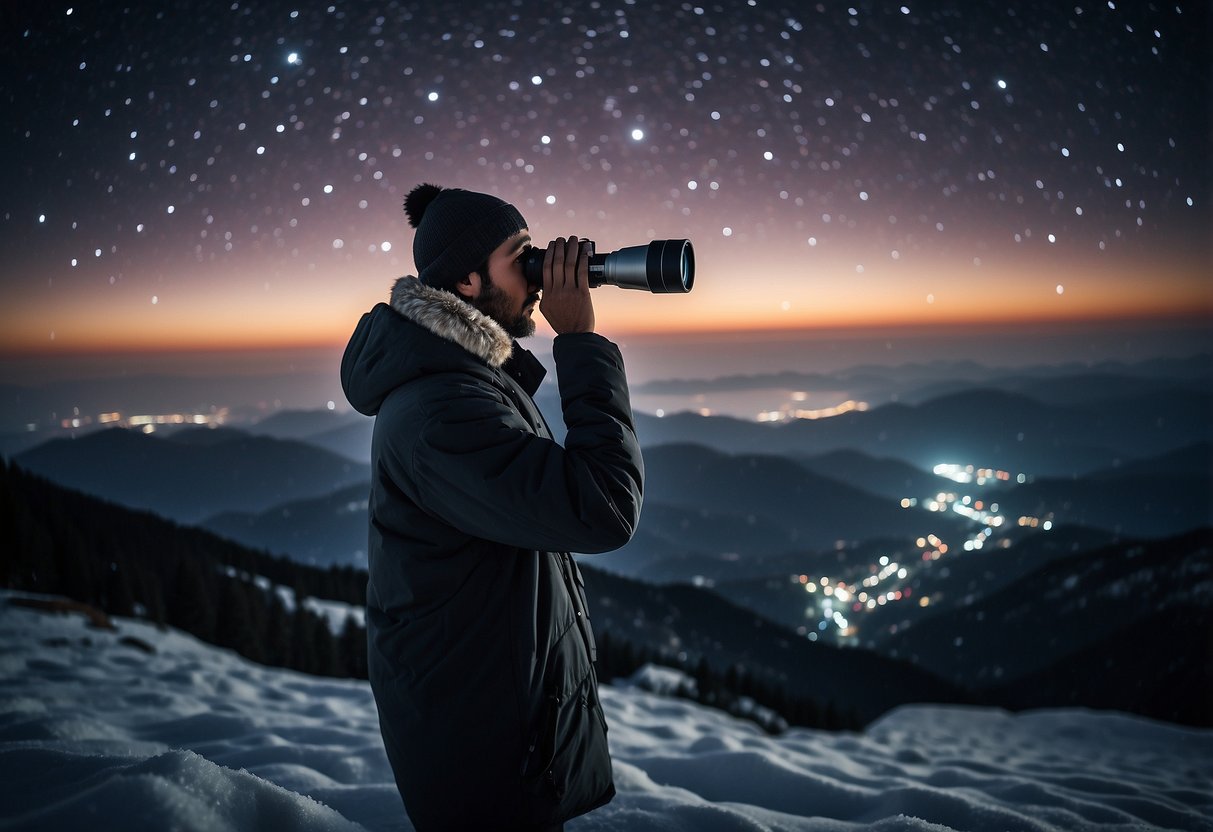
[{"xmin": 455, "ymin": 271, "xmax": 481, "ymax": 301}]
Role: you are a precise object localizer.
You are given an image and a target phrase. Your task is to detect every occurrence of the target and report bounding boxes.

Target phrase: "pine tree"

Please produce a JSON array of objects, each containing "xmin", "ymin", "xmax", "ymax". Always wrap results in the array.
[
  {"xmin": 147, "ymin": 581, "xmax": 167, "ymax": 629},
  {"xmin": 263, "ymin": 591, "xmax": 291, "ymax": 666},
  {"xmin": 0, "ymin": 461, "xmax": 17, "ymax": 586},
  {"xmin": 824, "ymin": 700, "xmax": 841, "ymax": 731},
  {"xmin": 694, "ymin": 656, "xmax": 715, "ymax": 704},
  {"xmin": 216, "ymin": 578, "xmax": 259, "ymax": 662},
  {"xmin": 105, "ymin": 559, "xmax": 135, "ymax": 618},
  {"xmin": 169, "ymin": 556, "xmax": 215, "ymax": 641},
  {"xmin": 290, "ymin": 605, "xmax": 316, "ymax": 673},
  {"xmin": 311, "ymin": 614, "xmax": 338, "ymax": 677},
  {"xmin": 339, "ymin": 613, "xmax": 367, "ymax": 679},
  {"xmin": 55, "ymin": 528, "xmax": 93, "ymax": 605}
]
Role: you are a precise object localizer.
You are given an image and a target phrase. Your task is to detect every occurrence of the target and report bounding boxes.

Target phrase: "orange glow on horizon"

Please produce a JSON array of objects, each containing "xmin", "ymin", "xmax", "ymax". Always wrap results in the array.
[
  {"xmin": 2, "ymin": 306, "xmax": 1208, "ymax": 358},
  {"xmin": 3, "ymin": 245, "xmax": 1207, "ymax": 353}
]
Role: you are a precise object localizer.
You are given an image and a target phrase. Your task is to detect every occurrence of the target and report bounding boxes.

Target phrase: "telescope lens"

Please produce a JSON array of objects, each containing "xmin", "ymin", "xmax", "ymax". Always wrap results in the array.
[
  {"xmin": 519, "ymin": 238, "xmax": 695, "ymax": 293},
  {"xmin": 647, "ymin": 239, "xmax": 694, "ymax": 293}
]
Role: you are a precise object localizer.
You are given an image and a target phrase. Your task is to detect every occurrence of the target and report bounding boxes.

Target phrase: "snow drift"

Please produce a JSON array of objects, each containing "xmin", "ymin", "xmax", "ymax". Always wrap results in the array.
[{"xmin": 1, "ymin": 594, "xmax": 1210, "ymax": 831}]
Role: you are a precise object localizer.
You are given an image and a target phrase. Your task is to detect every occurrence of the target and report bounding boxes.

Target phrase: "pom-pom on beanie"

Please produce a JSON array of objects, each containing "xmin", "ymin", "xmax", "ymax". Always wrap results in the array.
[{"xmin": 403, "ymin": 183, "xmax": 527, "ymax": 290}]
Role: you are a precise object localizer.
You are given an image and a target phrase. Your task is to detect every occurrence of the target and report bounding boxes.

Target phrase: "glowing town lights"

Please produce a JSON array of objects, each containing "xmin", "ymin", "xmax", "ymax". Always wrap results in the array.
[
  {"xmin": 790, "ymin": 452, "xmax": 1058, "ymax": 642},
  {"xmin": 287, "ymin": 52, "xmax": 300, "ymax": 64},
  {"xmin": 631, "ymin": 128, "xmax": 644, "ymax": 140},
  {"xmin": 427, "ymin": 91, "xmax": 439, "ymax": 102}
]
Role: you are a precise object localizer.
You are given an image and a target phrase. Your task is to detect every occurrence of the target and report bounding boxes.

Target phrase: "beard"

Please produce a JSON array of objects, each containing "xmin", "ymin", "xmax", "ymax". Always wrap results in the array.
[{"xmin": 474, "ymin": 273, "xmax": 538, "ymax": 339}]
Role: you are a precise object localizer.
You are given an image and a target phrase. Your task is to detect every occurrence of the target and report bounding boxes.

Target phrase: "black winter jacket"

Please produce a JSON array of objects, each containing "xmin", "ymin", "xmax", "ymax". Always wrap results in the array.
[{"xmin": 340, "ymin": 277, "xmax": 644, "ymax": 831}]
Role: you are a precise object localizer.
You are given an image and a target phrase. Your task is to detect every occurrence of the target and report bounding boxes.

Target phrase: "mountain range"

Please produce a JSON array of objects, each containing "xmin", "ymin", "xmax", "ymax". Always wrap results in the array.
[
  {"xmin": 14, "ymin": 427, "xmax": 368, "ymax": 524},
  {"xmin": 880, "ymin": 527, "xmax": 1212, "ymax": 724},
  {"xmin": 7, "ymin": 457, "xmax": 1208, "ymax": 728},
  {"xmin": 634, "ymin": 387, "xmax": 1212, "ymax": 477}
]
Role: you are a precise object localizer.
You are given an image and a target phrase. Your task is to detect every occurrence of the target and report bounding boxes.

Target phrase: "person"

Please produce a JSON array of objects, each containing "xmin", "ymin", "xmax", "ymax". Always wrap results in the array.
[{"xmin": 340, "ymin": 183, "xmax": 644, "ymax": 832}]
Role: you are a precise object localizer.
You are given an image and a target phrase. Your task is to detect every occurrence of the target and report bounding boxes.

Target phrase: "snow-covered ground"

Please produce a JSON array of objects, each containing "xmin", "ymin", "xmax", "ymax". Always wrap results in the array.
[{"xmin": 1, "ymin": 593, "xmax": 1210, "ymax": 832}]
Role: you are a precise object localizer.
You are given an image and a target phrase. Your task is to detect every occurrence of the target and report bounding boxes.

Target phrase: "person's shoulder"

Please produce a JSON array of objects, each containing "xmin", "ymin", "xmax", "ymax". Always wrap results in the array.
[{"xmin": 380, "ymin": 368, "xmax": 506, "ymax": 421}]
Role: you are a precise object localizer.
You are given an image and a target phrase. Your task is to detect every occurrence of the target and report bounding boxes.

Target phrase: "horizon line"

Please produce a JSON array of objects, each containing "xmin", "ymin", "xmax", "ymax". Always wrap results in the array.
[{"xmin": 2, "ymin": 310, "xmax": 1210, "ymax": 360}]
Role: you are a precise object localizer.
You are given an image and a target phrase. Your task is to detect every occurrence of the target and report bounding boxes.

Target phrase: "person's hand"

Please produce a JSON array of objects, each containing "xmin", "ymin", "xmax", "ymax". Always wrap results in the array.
[{"xmin": 539, "ymin": 235, "xmax": 595, "ymax": 335}]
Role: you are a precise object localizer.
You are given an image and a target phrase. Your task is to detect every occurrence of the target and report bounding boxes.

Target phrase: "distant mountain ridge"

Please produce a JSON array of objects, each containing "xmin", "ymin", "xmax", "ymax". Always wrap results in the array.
[
  {"xmin": 634, "ymin": 386, "xmax": 1212, "ymax": 477},
  {"xmin": 640, "ymin": 442, "xmax": 964, "ymax": 551},
  {"xmin": 200, "ymin": 442, "xmax": 970, "ymax": 572},
  {"xmin": 632, "ymin": 353, "xmax": 1212, "ymax": 400},
  {"xmin": 882, "ymin": 529, "xmax": 1213, "ymax": 695},
  {"xmin": 204, "ymin": 484, "xmax": 371, "ymax": 567},
  {"xmin": 14, "ymin": 427, "xmax": 369, "ymax": 524}
]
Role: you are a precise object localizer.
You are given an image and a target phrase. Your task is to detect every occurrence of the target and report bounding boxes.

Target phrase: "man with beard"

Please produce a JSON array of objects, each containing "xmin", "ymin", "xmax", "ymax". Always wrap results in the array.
[{"xmin": 341, "ymin": 183, "xmax": 644, "ymax": 832}]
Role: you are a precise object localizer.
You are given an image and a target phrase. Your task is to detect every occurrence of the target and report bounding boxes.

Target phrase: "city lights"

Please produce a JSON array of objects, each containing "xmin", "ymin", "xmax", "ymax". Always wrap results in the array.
[{"xmin": 794, "ymin": 458, "xmax": 1049, "ymax": 642}]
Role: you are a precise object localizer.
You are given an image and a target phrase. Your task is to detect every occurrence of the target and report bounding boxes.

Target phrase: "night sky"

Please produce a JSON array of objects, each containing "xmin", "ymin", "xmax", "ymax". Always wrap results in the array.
[{"xmin": 3, "ymin": 0, "xmax": 1209, "ymax": 358}]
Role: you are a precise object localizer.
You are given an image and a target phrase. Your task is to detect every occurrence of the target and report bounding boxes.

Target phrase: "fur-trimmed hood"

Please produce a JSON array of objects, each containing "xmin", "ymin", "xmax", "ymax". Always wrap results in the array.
[
  {"xmin": 340, "ymin": 276, "xmax": 516, "ymax": 417},
  {"xmin": 388, "ymin": 276, "xmax": 513, "ymax": 368}
]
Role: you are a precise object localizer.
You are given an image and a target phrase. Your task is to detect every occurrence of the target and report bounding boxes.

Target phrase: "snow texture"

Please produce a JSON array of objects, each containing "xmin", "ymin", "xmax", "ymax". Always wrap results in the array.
[{"xmin": 1, "ymin": 593, "xmax": 1210, "ymax": 832}]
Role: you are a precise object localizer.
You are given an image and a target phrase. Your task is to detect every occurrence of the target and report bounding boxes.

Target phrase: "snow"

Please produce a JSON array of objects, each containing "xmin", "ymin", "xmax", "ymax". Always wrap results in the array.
[
  {"xmin": 2, "ymin": 593, "xmax": 1211, "ymax": 832},
  {"xmin": 234, "ymin": 571, "xmax": 365, "ymax": 634}
]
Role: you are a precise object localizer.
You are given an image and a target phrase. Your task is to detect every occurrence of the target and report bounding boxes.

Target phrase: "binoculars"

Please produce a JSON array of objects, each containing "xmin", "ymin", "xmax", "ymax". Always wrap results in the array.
[{"xmin": 521, "ymin": 239, "xmax": 695, "ymax": 293}]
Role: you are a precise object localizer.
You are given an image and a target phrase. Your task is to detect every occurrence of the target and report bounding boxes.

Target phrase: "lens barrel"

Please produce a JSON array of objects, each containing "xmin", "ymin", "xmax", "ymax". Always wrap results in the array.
[{"xmin": 521, "ymin": 239, "xmax": 694, "ymax": 293}]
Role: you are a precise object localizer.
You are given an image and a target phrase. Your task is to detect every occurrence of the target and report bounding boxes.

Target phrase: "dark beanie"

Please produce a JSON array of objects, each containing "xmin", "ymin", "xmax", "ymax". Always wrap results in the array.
[{"xmin": 403, "ymin": 183, "xmax": 528, "ymax": 289}]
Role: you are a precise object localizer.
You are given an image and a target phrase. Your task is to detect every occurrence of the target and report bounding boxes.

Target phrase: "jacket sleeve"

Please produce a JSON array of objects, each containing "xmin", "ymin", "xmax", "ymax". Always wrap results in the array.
[{"xmin": 397, "ymin": 332, "xmax": 644, "ymax": 554}]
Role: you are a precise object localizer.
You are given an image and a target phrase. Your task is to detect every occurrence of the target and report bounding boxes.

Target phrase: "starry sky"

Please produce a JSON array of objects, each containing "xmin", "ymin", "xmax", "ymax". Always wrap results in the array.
[{"xmin": 2, "ymin": 0, "xmax": 1209, "ymax": 360}]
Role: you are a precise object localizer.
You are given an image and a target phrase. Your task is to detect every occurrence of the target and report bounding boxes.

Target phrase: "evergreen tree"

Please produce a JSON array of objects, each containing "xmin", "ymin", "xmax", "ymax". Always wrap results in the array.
[
  {"xmin": 263, "ymin": 591, "xmax": 291, "ymax": 666},
  {"xmin": 290, "ymin": 605, "xmax": 316, "ymax": 673},
  {"xmin": 147, "ymin": 581, "xmax": 167, "ymax": 629},
  {"xmin": 216, "ymin": 578, "xmax": 259, "ymax": 662},
  {"xmin": 55, "ymin": 528, "xmax": 93, "ymax": 605},
  {"xmin": 694, "ymin": 656, "xmax": 715, "ymax": 704},
  {"xmin": 0, "ymin": 462, "xmax": 16, "ymax": 586},
  {"xmin": 339, "ymin": 613, "xmax": 367, "ymax": 679},
  {"xmin": 311, "ymin": 615, "xmax": 338, "ymax": 677},
  {"xmin": 105, "ymin": 559, "xmax": 135, "ymax": 618},
  {"xmin": 724, "ymin": 663, "xmax": 741, "ymax": 694},
  {"xmin": 169, "ymin": 556, "xmax": 215, "ymax": 641}
]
